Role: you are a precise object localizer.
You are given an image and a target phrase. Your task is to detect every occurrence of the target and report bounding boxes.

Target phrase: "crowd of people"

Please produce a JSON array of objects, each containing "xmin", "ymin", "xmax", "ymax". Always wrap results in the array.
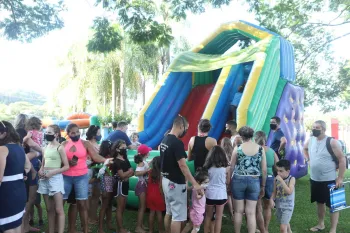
[{"xmin": 0, "ymin": 114, "xmax": 346, "ymax": 233}]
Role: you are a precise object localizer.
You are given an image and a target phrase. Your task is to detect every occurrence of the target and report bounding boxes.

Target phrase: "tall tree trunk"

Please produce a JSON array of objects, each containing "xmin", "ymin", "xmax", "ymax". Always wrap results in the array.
[
  {"xmin": 119, "ymin": 62, "xmax": 124, "ymax": 114},
  {"xmin": 111, "ymin": 68, "xmax": 116, "ymax": 118},
  {"xmin": 142, "ymin": 75, "xmax": 146, "ymax": 105}
]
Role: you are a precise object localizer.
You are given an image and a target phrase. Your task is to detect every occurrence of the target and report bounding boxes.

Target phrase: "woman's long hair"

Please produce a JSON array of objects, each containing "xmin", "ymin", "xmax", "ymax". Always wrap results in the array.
[
  {"xmin": 204, "ymin": 145, "xmax": 228, "ymax": 169},
  {"xmin": 0, "ymin": 121, "xmax": 20, "ymax": 146},
  {"xmin": 14, "ymin": 114, "xmax": 28, "ymax": 130},
  {"xmin": 220, "ymin": 137, "xmax": 233, "ymax": 161}
]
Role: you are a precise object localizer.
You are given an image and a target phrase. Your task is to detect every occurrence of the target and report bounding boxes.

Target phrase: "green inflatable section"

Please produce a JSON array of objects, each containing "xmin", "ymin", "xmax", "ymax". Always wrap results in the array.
[{"xmin": 126, "ymin": 150, "xmax": 194, "ymax": 208}]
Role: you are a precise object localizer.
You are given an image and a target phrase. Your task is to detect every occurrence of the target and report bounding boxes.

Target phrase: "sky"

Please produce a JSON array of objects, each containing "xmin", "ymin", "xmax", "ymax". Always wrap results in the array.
[{"xmin": 0, "ymin": 0, "xmax": 349, "ymax": 99}]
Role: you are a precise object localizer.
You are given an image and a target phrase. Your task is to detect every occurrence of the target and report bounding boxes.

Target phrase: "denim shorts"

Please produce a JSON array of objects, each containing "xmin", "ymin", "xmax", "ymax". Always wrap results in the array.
[
  {"xmin": 38, "ymin": 173, "xmax": 65, "ymax": 196},
  {"xmin": 262, "ymin": 176, "xmax": 274, "ymax": 199},
  {"xmin": 231, "ymin": 175, "xmax": 260, "ymax": 201},
  {"xmin": 63, "ymin": 174, "xmax": 89, "ymax": 200}
]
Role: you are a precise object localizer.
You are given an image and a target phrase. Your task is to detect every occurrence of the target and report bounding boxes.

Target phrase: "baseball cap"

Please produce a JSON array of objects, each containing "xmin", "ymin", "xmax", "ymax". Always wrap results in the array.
[{"xmin": 138, "ymin": 144, "xmax": 152, "ymax": 155}]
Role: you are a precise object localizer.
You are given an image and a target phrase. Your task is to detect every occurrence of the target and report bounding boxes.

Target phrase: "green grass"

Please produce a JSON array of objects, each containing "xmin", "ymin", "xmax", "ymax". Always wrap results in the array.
[{"xmin": 32, "ymin": 171, "xmax": 350, "ymax": 233}]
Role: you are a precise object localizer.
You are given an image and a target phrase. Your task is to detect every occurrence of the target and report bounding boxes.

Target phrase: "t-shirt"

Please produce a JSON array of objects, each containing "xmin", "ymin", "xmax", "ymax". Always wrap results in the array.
[
  {"xmin": 113, "ymin": 157, "xmax": 131, "ymax": 181},
  {"xmin": 136, "ymin": 161, "xmax": 149, "ymax": 182},
  {"xmin": 231, "ymin": 92, "xmax": 243, "ymax": 106},
  {"xmin": 106, "ymin": 130, "xmax": 131, "ymax": 146},
  {"xmin": 270, "ymin": 128, "xmax": 284, "ymax": 154},
  {"xmin": 160, "ymin": 134, "xmax": 187, "ymax": 184},
  {"xmin": 275, "ymin": 175, "xmax": 295, "ymax": 209}
]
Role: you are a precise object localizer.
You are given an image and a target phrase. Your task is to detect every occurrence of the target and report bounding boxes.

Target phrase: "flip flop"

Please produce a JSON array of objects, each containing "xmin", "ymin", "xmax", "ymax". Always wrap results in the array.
[{"xmin": 310, "ymin": 226, "xmax": 325, "ymax": 232}]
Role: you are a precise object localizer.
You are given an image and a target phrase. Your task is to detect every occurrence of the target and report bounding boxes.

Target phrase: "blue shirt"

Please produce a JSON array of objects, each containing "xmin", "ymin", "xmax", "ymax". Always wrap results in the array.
[
  {"xmin": 270, "ymin": 128, "xmax": 284, "ymax": 153},
  {"xmin": 231, "ymin": 92, "xmax": 243, "ymax": 106},
  {"xmin": 106, "ymin": 130, "xmax": 131, "ymax": 146}
]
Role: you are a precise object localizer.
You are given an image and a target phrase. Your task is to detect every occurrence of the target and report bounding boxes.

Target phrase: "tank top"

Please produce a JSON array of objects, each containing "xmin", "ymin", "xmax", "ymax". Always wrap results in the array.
[
  {"xmin": 309, "ymin": 136, "xmax": 337, "ymax": 181},
  {"xmin": 205, "ymin": 167, "xmax": 227, "ymax": 200},
  {"xmin": 265, "ymin": 147, "xmax": 275, "ymax": 176},
  {"xmin": 192, "ymin": 136, "xmax": 209, "ymax": 170},
  {"xmin": 44, "ymin": 146, "xmax": 62, "ymax": 168},
  {"xmin": 234, "ymin": 146, "xmax": 263, "ymax": 176},
  {"xmin": 275, "ymin": 175, "xmax": 295, "ymax": 209},
  {"xmin": 63, "ymin": 139, "xmax": 88, "ymax": 176}
]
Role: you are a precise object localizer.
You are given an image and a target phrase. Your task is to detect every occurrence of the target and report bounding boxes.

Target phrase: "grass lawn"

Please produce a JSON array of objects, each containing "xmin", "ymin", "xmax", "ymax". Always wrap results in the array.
[{"xmin": 32, "ymin": 171, "xmax": 350, "ymax": 233}]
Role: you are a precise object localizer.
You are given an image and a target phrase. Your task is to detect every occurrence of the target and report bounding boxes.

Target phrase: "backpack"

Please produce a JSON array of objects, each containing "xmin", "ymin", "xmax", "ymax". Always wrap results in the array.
[{"xmin": 326, "ymin": 137, "xmax": 350, "ymax": 169}]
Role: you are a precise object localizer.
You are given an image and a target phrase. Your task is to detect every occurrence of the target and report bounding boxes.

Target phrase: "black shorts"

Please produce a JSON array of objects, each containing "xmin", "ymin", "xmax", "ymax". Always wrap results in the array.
[
  {"xmin": 206, "ymin": 198, "xmax": 227, "ymax": 206},
  {"xmin": 310, "ymin": 179, "xmax": 335, "ymax": 208},
  {"xmin": 115, "ymin": 181, "xmax": 129, "ymax": 197}
]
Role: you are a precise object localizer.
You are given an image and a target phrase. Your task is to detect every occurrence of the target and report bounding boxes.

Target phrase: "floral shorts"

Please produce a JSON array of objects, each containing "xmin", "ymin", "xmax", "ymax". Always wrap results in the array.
[{"xmin": 100, "ymin": 176, "xmax": 115, "ymax": 193}]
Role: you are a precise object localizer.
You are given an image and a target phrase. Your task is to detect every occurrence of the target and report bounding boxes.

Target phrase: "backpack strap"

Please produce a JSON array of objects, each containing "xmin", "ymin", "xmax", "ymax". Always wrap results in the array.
[{"xmin": 326, "ymin": 137, "xmax": 339, "ymax": 168}]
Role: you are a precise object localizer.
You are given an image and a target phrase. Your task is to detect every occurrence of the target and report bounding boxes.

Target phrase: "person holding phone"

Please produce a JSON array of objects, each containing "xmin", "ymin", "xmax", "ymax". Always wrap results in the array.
[{"xmin": 62, "ymin": 124, "xmax": 110, "ymax": 233}]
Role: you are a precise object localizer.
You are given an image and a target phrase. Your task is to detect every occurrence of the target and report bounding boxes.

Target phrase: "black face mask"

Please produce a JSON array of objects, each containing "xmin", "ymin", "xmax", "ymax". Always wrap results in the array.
[
  {"xmin": 225, "ymin": 129, "xmax": 232, "ymax": 135},
  {"xmin": 312, "ymin": 129, "xmax": 321, "ymax": 137},
  {"xmin": 119, "ymin": 148, "xmax": 127, "ymax": 156},
  {"xmin": 44, "ymin": 134, "xmax": 55, "ymax": 142},
  {"xmin": 270, "ymin": 124, "xmax": 277, "ymax": 130},
  {"xmin": 70, "ymin": 135, "xmax": 80, "ymax": 142}
]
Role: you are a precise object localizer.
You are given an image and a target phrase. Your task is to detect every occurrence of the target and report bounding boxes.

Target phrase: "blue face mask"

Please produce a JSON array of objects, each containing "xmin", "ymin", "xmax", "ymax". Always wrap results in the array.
[
  {"xmin": 95, "ymin": 135, "xmax": 102, "ymax": 142},
  {"xmin": 70, "ymin": 135, "xmax": 80, "ymax": 142}
]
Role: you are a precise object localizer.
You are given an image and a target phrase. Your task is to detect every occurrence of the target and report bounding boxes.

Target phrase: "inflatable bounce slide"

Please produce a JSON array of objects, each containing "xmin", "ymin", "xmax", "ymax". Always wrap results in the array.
[{"xmin": 137, "ymin": 20, "xmax": 307, "ymax": 179}]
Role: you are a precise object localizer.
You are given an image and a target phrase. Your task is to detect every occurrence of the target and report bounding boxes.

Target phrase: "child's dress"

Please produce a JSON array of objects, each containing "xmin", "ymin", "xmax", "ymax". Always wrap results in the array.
[
  {"xmin": 135, "ymin": 161, "xmax": 149, "ymax": 196},
  {"xmin": 189, "ymin": 190, "xmax": 206, "ymax": 226},
  {"xmin": 146, "ymin": 170, "xmax": 165, "ymax": 211}
]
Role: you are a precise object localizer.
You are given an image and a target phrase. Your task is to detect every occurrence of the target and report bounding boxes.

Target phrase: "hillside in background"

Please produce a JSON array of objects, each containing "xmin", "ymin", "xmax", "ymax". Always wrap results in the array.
[{"xmin": 0, "ymin": 89, "xmax": 47, "ymax": 105}]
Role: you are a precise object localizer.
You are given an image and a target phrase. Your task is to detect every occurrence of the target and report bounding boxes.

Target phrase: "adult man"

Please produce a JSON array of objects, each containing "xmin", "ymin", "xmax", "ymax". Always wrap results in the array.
[
  {"xmin": 106, "ymin": 121, "xmax": 136, "ymax": 149},
  {"xmin": 304, "ymin": 120, "xmax": 346, "ymax": 233},
  {"xmin": 269, "ymin": 116, "xmax": 287, "ymax": 159},
  {"xmin": 160, "ymin": 116, "xmax": 201, "ymax": 233},
  {"xmin": 225, "ymin": 120, "xmax": 241, "ymax": 146}
]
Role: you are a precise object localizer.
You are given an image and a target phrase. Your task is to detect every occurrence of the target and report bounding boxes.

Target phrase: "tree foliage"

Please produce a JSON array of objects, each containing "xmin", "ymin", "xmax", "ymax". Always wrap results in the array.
[
  {"xmin": 245, "ymin": 0, "xmax": 350, "ymax": 111},
  {"xmin": 0, "ymin": 0, "xmax": 65, "ymax": 42}
]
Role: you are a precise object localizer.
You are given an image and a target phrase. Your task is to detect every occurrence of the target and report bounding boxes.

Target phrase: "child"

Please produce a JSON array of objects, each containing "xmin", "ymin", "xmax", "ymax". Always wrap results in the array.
[
  {"xmin": 25, "ymin": 116, "xmax": 44, "ymax": 147},
  {"xmin": 230, "ymin": 85, "xmax": 244, "ymax": 120},
  {"xmin": 270, "ymin": 160, "xmax": 295, "ymax": 233},
  {"xmin": 146, "ymin": 156, "xmax": 165, "ymax": 233},
  {"xmin": 220, "ymin": 138, "xmax": 234, "ymax": 222},
  {"xmin": 112, "ymin": 140, "xmax": 134, "ymax": 233},
  {"xmin": 134, "ymin": 144, "xmax": 151, "ymax": 233},
  {"xmin": 98, "ymin": 140, "xmax": 114, "ymax": 233},
  {"xmin": 203, "ymin": 146, "xmax": 230, "ymax": 233},
  {"xmin": 182, "ymin": 168, "xmax": 209, "ymax": 233},
  {"xmin": 130, "ymin": 132, "xmax": 142, "ymax": 147}
]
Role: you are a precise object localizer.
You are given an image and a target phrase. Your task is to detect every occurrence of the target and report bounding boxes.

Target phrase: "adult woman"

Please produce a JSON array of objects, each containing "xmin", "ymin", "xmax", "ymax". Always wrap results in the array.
[
  {"xmin": 62, "ymin": 124, "xmax": 108, "ymax": 233},
  {"xmin": 188, "ymin": 119, "xmax": 217, "ymax": 170},
  {"xmin": 230, "ymin": 126, "xmax": 267, "ymax": 233},
  {"xmin": 85, "ymin": 125, "xmax": 102, "ymax": 225},
  {"xmin": 38, "ymin": 125, "xmax": 69, "ymax": 233},
  {"xmin": 254, "ymin": 131, "xmax": 279, "ymax": 233},
  {"xmin": 0, "ymin": 121, "xmax": 31, "ymax": 233}
]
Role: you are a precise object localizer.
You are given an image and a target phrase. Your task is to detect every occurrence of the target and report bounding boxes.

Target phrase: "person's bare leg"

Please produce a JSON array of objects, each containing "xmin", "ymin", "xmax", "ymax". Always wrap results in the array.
[
  {"xmin": 310, "ymin": 203, "xmax": 326, "ymax": 231},
  {"xmin": 53, "ymin": 193, "xmax": 65, "ymax": 233},
  {"xmin": 214, "ymin": 204, "xmax": 225, "ymax": 233},
  {"xmin": 68, "ymin": 204, "xmax": 78, "ymax": 233},
  {"xmin": 88, "ymin": 184, "xmax": 100, "ymax": 224},
  {"xmin": 171, "ymin": 221, "xmax": 182, "ymax": 233},
  {"xmin": 136, "ymin": 192, "xmax": 146, "ymax": 232},
  {"xmin": 226, "ymin": 196, "xmax": 234, "ymax": 222},
  {"xmin": 181, "ymin": 221, "xmax": 192, "ymax": 233},
  {"xmin": 43, "ymin": 195, "xmax": 55, "ymax": 233},
  {"xmin": 233, "ymin": 199, "xmax": 245, "ymax": 233},
  {"xmin": 149, "ymin": 210, "xmax": 155, "ymax": 233},
  {"xmin": 256, "ymin": 199, "xmax": 265, "ymax": 233},
  {"xmin": 204, "ymin": 205, "xmax": 214, "ymax": 233},
  {"xmin": 98, "ymin": 192, "xmax": 109, "ymax": 233},
  {"xmin": 164, "ymin": 214, "xmax": 171, "ymax": 233},
  {"xmin": 156, "ymin": 211, "xmax": 165, "ymax": 233},
  {"xmin": 23, "ymin": 185, "xmax": 40, "ymax": 232},
  {"xmin": 245, "ymin": 200, "xmax": 258, "ymax": 233},
  {"xmin": 36, "ymin": 203, "xmax": 43, "ymax": 223},
  {"xmin": 280, "ymin": 224, "xmax": 288, "ymax": 233},
  {"xmin": 263, "ymin": 199, "xmax": 272, "ymax": 233},
  {"xmin": 329, "ymin": 211, "xmax": 339, "ymax": 233},
  {"xmin": 77, "ymin": 200, "xmax": 89, "ymax": 233},
  {"xmin": 287, "ymin": 224, "xmax": 292, "ymax": 233},
  {"xmin": 116, "ymin": 196, "xmax": 128, "ymax": 233}
]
